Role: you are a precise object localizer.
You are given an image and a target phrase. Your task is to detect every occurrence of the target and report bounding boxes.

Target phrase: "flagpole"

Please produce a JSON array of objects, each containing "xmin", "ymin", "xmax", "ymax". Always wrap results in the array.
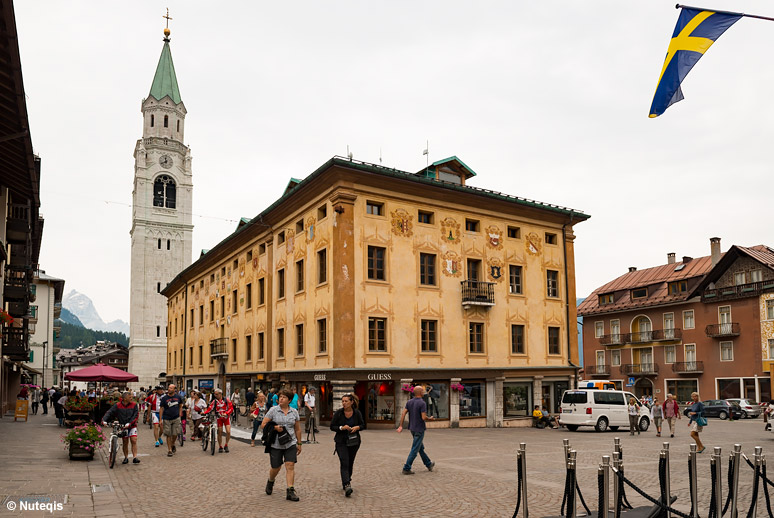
[{"xmin": 675, "ymin": 4, "xmax": 774, "ymax": 22}]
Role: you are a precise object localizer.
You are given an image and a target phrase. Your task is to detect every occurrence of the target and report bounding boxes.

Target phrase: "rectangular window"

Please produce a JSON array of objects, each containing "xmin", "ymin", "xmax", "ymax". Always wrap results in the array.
[
  {"xmin": 418, "ymin": 210, "xmax": 433, "ymax": 224},
  {"xmin": 246, "ymin": 335, "xmax": 252, "ymax": 361},
  {"xmin": 467, "ymin": 258, "xmax": 481, "ymax": 282},
  {"xmin": 465, "ymin": 219, "xmax": 480, "ymax": 232},
  {"xmin": 548, "ymin": 326, "xmax": 561, "ymax": 355},
  {"xmin": 232, "ymin": 338, "xmax": 238, "ymax": 361},
  {"xmin": 367, "ymin": 246, "xmax": 386, "ymax": 280},
  {"xmin": 220, "ymin": 296, "xmax": 225, "ymax": 319},
  {"xmin": 296, "ymin": 324, "xmax": 304, "ymax": 356},
  {"xmin": 767, "ymin": 300, "xmax": 774, "ymax": 320},
  {"xmin": 547, "ymin": 270, "xmax": 559, "ymax": 298},
  {"xmin": 318, "ymin": 319, "xmax": 327, "ymax": 354},
  {"xmin": 210, "ymin": 274, "xmax": 215, "ymax": 283},
  {"xmin": 247, "ymin": 250, "xmax": 252, "ymax": 262},
  {"xmin": 259, "ymin": 243, "xmax": 266, "ymax": 255},
  {"xmin": 631, "ymin": 288, "xmax": 648, "ymax": 299},
  {"xmin": 545, "ymin": 232, "xmax": 557, "ymax": 245},
  {"xmin": 668, "ymin": 281, "xmax": 688, "ymax": 294},
  {"xmin": 317, "ymin": 249, "xmax": 327, "ymax": 284},
  {"xmin": 683, "ymin": 310, "xmax": 695, "ymax": 329},
  {"xmin": 209, "ymin": 344, "xmax": 213, "ymax": 365},
  {"xmin": 191, "ymin": 309, "xmax": 194, "ymax": 328},
  {"xmin": 296, "ymin": 259, "xmax": 304, "ymax": 292},
  {"xmin": 173, "ymin": 351, "xmax": 176, "ymax": 366},
  {"xmin": 596, "ymin": 350, "xmax": 605, "ymax": 367},
  {"xmin": 720, "ymin": 341, "xmax": 734, "ymax": 361},
  {"xmin": 663, "ymin": 313, "xmax": 675, "ymax": 339},
  {"xmin": 198, "ymin": 345, "xmax": 203, "ymax": 365},
  {"xmin": 611, "ymin": 349, "xmax": 621, "ymax": 366},
  {"xmin": 751, "ymin": 270, "xmax": 763, "ymax": 283},
  {"xmin": 277, "ymin": 269, "xmax": 285, "ymax": 299},
  {"xmin": 509, "ymin": 265, "xmax": 522, "ymax": 295},
  {"xmin": 511, "ymin": 324, "xmax": 525, "ymax": 354},
  {"xmin": 368, "ymin": 317, "xmax": 387, "ymax": 352},
  {"xmin": 278, "ymin": 231, "xmax": 285, "ymax": 244},
  {"xmin": 232, "ymin": 289, "xmax": 238, "ymax": 314},
  {"xmin": 296, "ymin": 218, "xmax": 304, "ymax": 233},
  {"xmin": 258, "ymin": 278, "xmax": 265, "ymax": 305},
  {"xmin": 419, "ymin": 253, "xmax": 436, "ymax": 286},
  {"xmin": 157, "ymin": 325, "xmax": 160, "ymax": 337},
  {"xmin": 246, "ymin": 283, "xmax": 252, "ymax": 309},
  {"xmin": 664, "ymin": 345, "xmax": 676, "ymax": 364},
  {"xmin": 209, "ymin": 300, "xmax": 214, "ymax": 322},
  {"xmin": 507, "ymin": 226, "xmax": 521, "ymax": 239},
  {"xmin": 258, "ymin": 332, "xmax": 265, "ymax": 360},
  {"xmin": 599, "ymin": 293, "xmax": 614, "ymax": 305},
  {"xmin": 469, "ymin": 322, "xmax": 484, "ymax": 353},
  {"xmin": 734, "ymin": 272, "xmax": 746, "ymax": 285},
  {"xmin": 503, "ymin": 382, "xmax": 532, "ymax": 417},
  {"xmin": 366, "ymin": 201, "xmax": 383, "ymax": 216},
  {"xmin": 420, "ymin": 320, "xmax": 438, "ymax": 352},
  {"xmin": 277, "ymin": 329, "xmax": 285, "ymax": 358},
  {"xmin": 595, "ymin": 322, "xmax": 604, "ymax": 338},
  {"xmin": 459, "ymin": 381, "xmax": 485, "ymax": 418},
  {"xmin": 769, "ymin": 339, "xmax": 774, "ymax": 359},
  {"xmin": 221, "ymin": 267, "xmax": 226, "ymax": 276},
  {"xmin": 317, "ymin": 204, "xmax": 327, "ymax": 220},
  {"xmin": 233, "ymin": 259, "xmax": 238, "ymax": 270}
]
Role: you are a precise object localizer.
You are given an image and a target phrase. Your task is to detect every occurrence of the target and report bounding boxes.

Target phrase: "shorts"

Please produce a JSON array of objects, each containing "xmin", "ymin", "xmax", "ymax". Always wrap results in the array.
[
  {"xmin": 690, "ymin": 421, "xmax": 703, "ymax": 433},
  {"xmin": 217, "ymin": 416, "xmax": 231, "ymax": 428},
  {"xmin": 163, "ymin": 417, "xmax": 182, "ymax": 437},
  {"xmin": 654, "ymin": 417, "xmax": 663, "ymax": 427},
  {"xmin": 127, "ymin": 427, "xmax": 138, "ymax": 438},
  {"xmin": 270, "ymin": 446, "xmax": 298, "ymax": 468},
  {"xmin": 152, "ymin": 412, "xmax": 160, "ymax": 425}
]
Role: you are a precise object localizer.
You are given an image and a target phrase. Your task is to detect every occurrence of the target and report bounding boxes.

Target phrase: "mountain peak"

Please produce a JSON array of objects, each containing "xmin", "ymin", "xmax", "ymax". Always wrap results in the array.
[{"xmin": 62, "ymin": 290, "xmax": 129, "ymax": 336}]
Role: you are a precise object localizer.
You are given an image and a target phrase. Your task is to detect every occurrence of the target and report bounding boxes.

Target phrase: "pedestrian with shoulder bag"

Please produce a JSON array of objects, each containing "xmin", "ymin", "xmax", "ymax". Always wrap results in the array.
[{"xmin": 330, "ymin": 393, "xmax": 365, "ymax": 497}]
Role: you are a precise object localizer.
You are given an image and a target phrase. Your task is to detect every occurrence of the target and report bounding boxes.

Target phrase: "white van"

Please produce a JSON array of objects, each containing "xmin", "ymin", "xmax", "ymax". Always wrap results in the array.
[{"xmin": 559, "ymin": 389, "xmax": 650, "ymax": 432}]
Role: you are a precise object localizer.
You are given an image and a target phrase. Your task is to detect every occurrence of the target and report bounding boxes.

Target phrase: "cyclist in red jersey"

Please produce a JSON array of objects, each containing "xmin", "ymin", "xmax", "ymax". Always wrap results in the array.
[
  {"xmin": 203, "ymin": 388, "xmax": 233, "ymax": 453},
  {"xmin": 145, "ymin": 386, "xmax": 164, "ymax": 447}
]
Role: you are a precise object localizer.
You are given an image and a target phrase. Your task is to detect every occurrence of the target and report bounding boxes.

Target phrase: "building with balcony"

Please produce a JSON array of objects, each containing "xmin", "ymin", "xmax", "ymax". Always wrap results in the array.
[
  {"xmin": 24, "ymin": 271, "xmax": 65, "ymax": 387},
  {"xmin": 57, "ymin": 341, "xmax": 129, "ymax": 391},
  {"xmin": 162, "ymin": 156, "xmax": 588, "ymax": 427},
  {"xmin": 579, "ymin": 238, "xmax": 774, "ymax": 404}
]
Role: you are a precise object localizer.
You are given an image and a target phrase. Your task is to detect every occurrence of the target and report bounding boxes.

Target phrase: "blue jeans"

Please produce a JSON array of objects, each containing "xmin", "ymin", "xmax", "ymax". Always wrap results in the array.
[
  {"xmin": 251, "ymin": 417, "xmax": 261, "ymax": 440},
  {"xmin": 403, "ymin": 431, "xmax": 431, "ymax": 471}
]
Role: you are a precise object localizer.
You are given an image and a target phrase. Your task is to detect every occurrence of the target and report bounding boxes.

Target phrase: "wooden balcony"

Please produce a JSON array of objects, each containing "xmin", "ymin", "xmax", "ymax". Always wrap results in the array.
[
  {"xmin": 622, "ymin": 363, "xmax": 658, "ymax": 376},
  {"xmin": 705, "ymin": 323, "xmax": 740, "ymax": 338},
  {"xmin": 585, "ymin": 365, "xmax": 611, "ymax": 377},
  {"xmin": 461, "ymin": 280, "xmax": 495, "ymax": 308},
  {"xmin": 702, "ymin": 280, "xmax": 774, "ymax": 302},
  {"xmin": 671, "ymin": 361, "xmax": 704, "ymax": 374},
  {"xmin": 210, "ymin": 337, "xmax": 229, "ymax": 359}
]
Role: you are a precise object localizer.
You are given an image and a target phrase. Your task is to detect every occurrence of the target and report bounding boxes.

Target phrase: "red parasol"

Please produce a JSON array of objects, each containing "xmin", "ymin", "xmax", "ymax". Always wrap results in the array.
[{"xmin": 64, "ymin": 363, "xmax": 138, "ymax": 382}]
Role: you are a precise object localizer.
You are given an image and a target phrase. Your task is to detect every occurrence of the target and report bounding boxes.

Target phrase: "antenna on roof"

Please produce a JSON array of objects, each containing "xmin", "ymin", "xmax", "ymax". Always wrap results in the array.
[
  {"xmin": 422, "ymin": 140, "xmax": 429, "ymax": 174},
  {"xmin": 379, "ymin": 147, "xmax": 382, "ymax": 164},
  {"xmin": 346, "ymin": 145, "xmax": 353, "ymax": 161}
]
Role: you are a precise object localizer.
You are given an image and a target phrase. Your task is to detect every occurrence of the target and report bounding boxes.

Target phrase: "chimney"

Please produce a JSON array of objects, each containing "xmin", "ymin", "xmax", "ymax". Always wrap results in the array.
[
  {"xmin": 682, "ymin": 256, "xmax": 693, "ymax": 263},
  {"xmin": 667, "ymin": 253, "xmax": 676, "ymax": 264},
  {"xmin": 710, "ymin": 237, "xmax": 721, "ymax": 266},
  {"xmin": 628, "ymin": 267, "xmax": 637, "ymax": 273}
]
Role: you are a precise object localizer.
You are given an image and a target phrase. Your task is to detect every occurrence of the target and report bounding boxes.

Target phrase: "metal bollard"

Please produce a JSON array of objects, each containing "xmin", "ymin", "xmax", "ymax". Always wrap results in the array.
[
  {"xmin": 602, "ymin": 455, "xmax": 611, "ymax": 515},
  {"xmin": 568, "ymin": 450, "xmax": 577, "ymax": 518},
  {"xmin": 519, "ymin": 442, "xmax": 529, "ymax": 518},
  {"xmin": 663, "ymin": 443, "xmax": 671, "ymax": 518},
  {"xmin": 752, "ymin": 446, "xmax": 763, "ymax": 518},
  {"xmin": 563, "ymin": 438, "xmax": 571, "ymax": 466},
  {"xmin": 689, "ymin": 444, "xmax": 698, "ymax": 518},
  {"xmin": 612, "ymin": 451, "xmax": 621, "ymax": 515},
  {"xmin": 713, "ymin": 447, "xmax": 723, "ymax": 518},
  {"xmin": 730, "ymin": 444, "xmax": 742, "ymax": 518}
]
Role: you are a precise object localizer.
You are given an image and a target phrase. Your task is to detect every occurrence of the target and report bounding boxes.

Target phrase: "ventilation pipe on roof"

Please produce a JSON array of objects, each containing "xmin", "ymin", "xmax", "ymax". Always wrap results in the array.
[
  {"xmin": 628, "ymin": 267, "xmax": 637, "ymax": 273},
  {"xmin": 667, "ymin": 253, "xmax": 676, "ymax": 264},
  {"xmin": 682, "ymin": 256, "xmax": 693, "ymax": 263},
  {"xmin": 710, "ymin": 237, "xmax": 721, "ymax": 266}
]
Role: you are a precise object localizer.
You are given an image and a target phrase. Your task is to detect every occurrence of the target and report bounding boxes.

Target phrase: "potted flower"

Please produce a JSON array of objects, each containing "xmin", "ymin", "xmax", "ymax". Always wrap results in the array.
[
  {"xmin": 64, "ymin": 397, "xmax": 98, "ymax": 427},
  {"xmin": 450, "ymin": 382, "xmax": 465, "ymax": 392},
  {"xmin": 62, "ymin": 424, "xmax": 105, "ymax": 460},
  {"xmin": 0, "ymin": 309, "xmax": 13, "ymax": 325},
  {"xmin": 401, "ymin": 383, "xmax": 416, "ymax": 393}
]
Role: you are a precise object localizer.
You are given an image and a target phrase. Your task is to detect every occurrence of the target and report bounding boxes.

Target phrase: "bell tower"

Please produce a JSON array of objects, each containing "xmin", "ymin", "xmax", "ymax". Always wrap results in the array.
[{"xmin": 128, "ymin": 19, "xmax": 193, "ymax": 389}]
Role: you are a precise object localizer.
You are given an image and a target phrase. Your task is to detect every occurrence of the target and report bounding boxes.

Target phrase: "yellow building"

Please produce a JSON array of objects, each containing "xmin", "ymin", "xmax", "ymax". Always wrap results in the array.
[{"xmin": 162, "ymin": 156, "xmax": 589, "ymax": 427}]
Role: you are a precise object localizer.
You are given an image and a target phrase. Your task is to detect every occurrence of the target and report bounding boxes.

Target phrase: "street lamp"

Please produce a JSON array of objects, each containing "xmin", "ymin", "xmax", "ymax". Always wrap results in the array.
[{"xmin": 42, "ymin": 340, "xmax": 48, "ymax": 387}]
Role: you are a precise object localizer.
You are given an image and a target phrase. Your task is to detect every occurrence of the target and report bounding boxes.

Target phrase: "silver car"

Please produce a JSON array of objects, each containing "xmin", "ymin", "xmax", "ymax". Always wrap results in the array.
[{"xmin": 726, "ymin": 398, "xmax": 762, "ymax": 418}]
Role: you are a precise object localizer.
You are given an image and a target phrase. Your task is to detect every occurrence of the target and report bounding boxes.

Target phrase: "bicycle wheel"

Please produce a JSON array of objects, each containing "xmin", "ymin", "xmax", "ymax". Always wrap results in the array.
[
  {"xmin": 201, "ymin": 428, "xmax": 208, "ymax": 452},
  {"xmin": 210, "ymin": 428, "xmax": 216, "ymax": 455},
  {"xmin": 109, "ymin": 436, "xmax": 118, "ymax": 469}
]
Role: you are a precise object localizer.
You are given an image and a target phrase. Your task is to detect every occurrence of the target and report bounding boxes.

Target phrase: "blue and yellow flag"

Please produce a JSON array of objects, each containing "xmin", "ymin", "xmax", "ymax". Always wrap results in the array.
[{"xmin": 649, "ymin": 8, "xmax": 741, "ymax": 118}]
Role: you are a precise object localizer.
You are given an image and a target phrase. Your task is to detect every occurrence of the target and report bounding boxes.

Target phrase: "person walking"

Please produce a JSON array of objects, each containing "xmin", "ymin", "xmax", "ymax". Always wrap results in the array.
[
  {"xmin": 31, "ymin": 387, "xmax": 39, "ymax": 415},
  {"xmin": 260, "ymin": 389, "xmax": 302, "ymax": 502},
  {"xmin": 687, "ymin": 392, "xmax": 706, "ymax": 453},
  {"xmin": 158, "ymin": 384, "xmax": 183, "ymax": 457},
  {"xmin": 651, "ymin": 396, "xmax": 664, "ymax": 437},
  {"xmin": 289, "ymin": 387, "xmax": 299, "ymax": 410},
  {"xmin": 330, "ymin": 393, "xmax": 365, "ymax": 497},
  {"xmin": 202, "ymin": 388, "xmax": 234, "ymax": 453},
  {"xmin": 54, "ymin": 388, "xmax": 66, "ymax": 427},
  {"xmin": 627, "ymin": 397, "xmax": 640, "ymax": 436},
  {"xmin": 397, "ymin": 385, "xmax": 435, "ymax": 474},
  {"xmin": 251, "ymin": 391, "xmax": 267, "ymax": 447},
  {"xmin": 662, "ymin": 393, "xmax": 681, "ymax": 438},
  {"xmin": 245, "ymin": 387, "xmax": 256, "ymax": 408},
  {"xmin": 189, "ymin": 390, "xmax": 206, "ymax": 441},
  {"xmin": 41, "ymin": 387, "xmax": 49, "ymax": 415},
  {"xmin": 304, "ymin": 387, "xmax": 319, "ymax": 434},
  {"xmin": 102, "ymin": 391, "xmax": 141, "ymax": 464}
]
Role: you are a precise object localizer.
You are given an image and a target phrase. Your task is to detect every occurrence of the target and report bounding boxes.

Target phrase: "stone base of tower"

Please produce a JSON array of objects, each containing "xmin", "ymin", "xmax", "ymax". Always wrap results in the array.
[{"xmin": 127, "ymin": 341, "xmax": 167, "ymax": 390}]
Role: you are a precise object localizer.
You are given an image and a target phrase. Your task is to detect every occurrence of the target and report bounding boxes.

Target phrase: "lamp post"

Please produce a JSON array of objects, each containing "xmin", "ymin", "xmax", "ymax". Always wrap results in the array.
[{"xmin": 42, "ymin": 341, "xmax": 48, "ymax": 388}]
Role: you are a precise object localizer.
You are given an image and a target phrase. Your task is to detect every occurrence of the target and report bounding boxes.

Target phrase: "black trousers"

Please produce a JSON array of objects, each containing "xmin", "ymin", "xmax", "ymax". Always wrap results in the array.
[
  {"xmin": 335, "ymin": 442, "xmax": 360, "ymax": 488},
  {"xmin": 31, "ymin": 402, "xmax": 39, "ymax": 414},
  {"xmin": 42, "ymin": 401, "xmax": 48, "ymax": 414}
]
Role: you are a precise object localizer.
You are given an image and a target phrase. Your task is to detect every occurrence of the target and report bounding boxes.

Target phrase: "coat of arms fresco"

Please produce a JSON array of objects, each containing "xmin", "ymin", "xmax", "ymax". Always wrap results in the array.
[
  {"xmin": 440, "ymin": 217, "xmax": 461, "ymax": 243},
  {"xmin": 442, "ymin": 250, "xmax": 462, "ymax": 277},
  {"xmin": 486, "ymin": 225, "xmax": 503, "ymax": 250},
  {"xmin": 391, "ymin": 209, "xmax": 413, "ymax": 237},
  {"xmin": 487, "ymin": 257, "xmax": 505, "ymax": 282},
  {"xmin": 526, "ymin": 232, "xmax": 542, "ymax": 256}
]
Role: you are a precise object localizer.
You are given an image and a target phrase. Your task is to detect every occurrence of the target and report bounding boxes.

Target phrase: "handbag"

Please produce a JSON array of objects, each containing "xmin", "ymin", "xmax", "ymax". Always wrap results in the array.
[
  {"xmin": 346, "ymin": 431, "xmax": 361, "ymax": 447},
  {"xmin": 696, "ymin": 415, "xmax": 708, "ymax": 427},
  {"xmin": 277, "ymin": 427, "xmax": 292, "ymax": 445}
]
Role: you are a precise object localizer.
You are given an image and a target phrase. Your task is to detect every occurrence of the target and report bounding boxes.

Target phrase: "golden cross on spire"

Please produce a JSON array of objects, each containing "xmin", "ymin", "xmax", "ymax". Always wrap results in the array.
[{"xmin": 163, "ymin": 8, "xmax": 173, "ymax": 29}]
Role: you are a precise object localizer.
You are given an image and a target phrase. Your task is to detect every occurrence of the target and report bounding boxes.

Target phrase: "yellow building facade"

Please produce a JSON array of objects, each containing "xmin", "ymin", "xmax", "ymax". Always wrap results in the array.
[{"xmin": 162, "ymin": 157, "xmax": 589, "ymax": 427}]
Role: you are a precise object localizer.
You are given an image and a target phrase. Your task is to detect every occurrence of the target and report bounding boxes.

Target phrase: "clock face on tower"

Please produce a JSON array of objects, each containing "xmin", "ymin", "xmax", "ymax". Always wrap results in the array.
[{"xmin": 159, "ymin": 154, "xmax": 173, "ymax": 168}]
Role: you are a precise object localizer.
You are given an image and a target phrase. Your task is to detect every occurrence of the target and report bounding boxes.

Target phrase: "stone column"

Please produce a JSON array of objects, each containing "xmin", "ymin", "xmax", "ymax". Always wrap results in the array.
[
  {"xmin": 533, "ymin": 376, "xmax": 544, "ymax": 410},
  {"xmin": 396, "ymin": 379, "xmax": 413, "ymax": 427},
  {"xmin": 331, "ymin": 380, "xmax": 356, "ymax": 412},
  {"xmin": 493, "ymin": 377, "xmax": 505, "ymax": 427},
  {"xmin": 450, "ymin": 377, "xmax": 461, "ymax": 428}
]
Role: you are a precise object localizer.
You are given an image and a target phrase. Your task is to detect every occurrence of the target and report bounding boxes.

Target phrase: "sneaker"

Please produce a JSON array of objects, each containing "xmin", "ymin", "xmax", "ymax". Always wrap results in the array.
[
  {"xmin": 167, "ymin": 452, "xmax": 173, "ymax": 457},
  {"xmin": 172, "ymin": 445, "xmax": 176, "ymax": 454},
  {"xmin": 155, "ymin": 441, "xmax": 160, "ymax": 447},
  {"xmin": 344, "ymin": 484, "xmax": 353, "ymax": 497},
  {"xmin": 224, "ymin": 445, "xmax": 229, "ymax": 453},
  {"xmin": 265, "ymin": 479, "xmax": 274, "ymax": 495},
  {"xmin": 133, "ymin": 458, "xmax": 141, "ymax": 464},
  {"xmin": 427, "ymin": 461, "xmax": 435, "ymax": 472},
  {"xmin": 402, "ymin": 469, "xmax": 415, "ymax": 475},
  {"xmin": 314, "ymin": 429, "xmax": 320, "ymax": 433},
  {"xmin": 218, "ymin": 447, "xmax": 224, "ymax": 453},
  {"xmin": 122, "ymin": 458, "xmax": 129, "ymax": 465},
  {"xmin": 286, "ymin": 487, "xmax": 299, "ymax": 502},
  {"xmin": 159, "ymin": 438, "xmax": 163, "ymax": 445}
]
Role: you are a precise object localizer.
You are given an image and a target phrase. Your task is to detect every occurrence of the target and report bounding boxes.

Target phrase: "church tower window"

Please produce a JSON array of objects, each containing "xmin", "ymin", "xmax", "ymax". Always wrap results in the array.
[
  {"xmin": 167, "ymin": 239, "xmax": 171, "ymax": 250},
  {"xmin": 177, "ymin": 120, "xmax": 180, "ymax": 132},
  {"xmin": 164, "ymin": 115, "xmax": 169, "ymax": 128},
  {"xmin": 153, "ymin": 175, "xmax": 177, "ymax": 209},
  {"xmin": 151, "ymin": 114, "xmax": 155, "ymax": 127}
]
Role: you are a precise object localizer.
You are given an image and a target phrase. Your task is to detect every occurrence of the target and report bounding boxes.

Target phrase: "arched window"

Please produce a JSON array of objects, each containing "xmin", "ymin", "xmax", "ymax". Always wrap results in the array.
[
  {"xmin": 150, "ymin": 114, "xmax": 155, "ymax": 127},
  {"xmin": 164, "ymin": 115, "xmax": 169, "ymax": 128},
  {"xmin": 153, "ymin": 175, "xmax": 177, "ymax": 209},
  {"xmin": 177, "ymin": 120, "xmax": 180, "ymax": 132}
]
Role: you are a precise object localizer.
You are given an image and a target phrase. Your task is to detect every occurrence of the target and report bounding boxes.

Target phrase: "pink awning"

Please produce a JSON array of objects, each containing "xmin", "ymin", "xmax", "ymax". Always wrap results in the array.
[{"xmin": 64, "ymin": 363, "xmax": 138, "ymax": 382}]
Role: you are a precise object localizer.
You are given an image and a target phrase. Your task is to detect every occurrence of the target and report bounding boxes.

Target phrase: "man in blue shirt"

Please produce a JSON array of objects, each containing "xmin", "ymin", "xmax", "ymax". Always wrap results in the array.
[
  {"xmin": 159, "ymin": 384, "xmax": 184, "ymax": 458},
  {"xmin": 397, "ymin": 385, "xmax": 435, "ymax": 475}
]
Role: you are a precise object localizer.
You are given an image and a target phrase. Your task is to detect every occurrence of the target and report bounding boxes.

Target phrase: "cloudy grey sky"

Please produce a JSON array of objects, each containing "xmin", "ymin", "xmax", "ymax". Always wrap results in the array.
[{"xmin": 14, "ymin": 1, "xmax": 773, "ymax": 323}]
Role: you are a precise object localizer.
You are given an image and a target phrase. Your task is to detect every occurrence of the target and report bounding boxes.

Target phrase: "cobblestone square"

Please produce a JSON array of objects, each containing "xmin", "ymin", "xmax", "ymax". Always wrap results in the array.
[{"xmin": 2, "ymin": 413, "xmax": 774, "ymax": 517}]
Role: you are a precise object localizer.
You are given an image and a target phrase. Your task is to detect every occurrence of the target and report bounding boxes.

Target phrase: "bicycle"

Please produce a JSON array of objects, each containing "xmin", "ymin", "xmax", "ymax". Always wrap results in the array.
[
  {"xmin": 178, "ymin": 412, "xmax": 187, "ymax": 447},
  {"xmin": 200, "ymin": 412, "xmax": 216, "ymax": 455},
  {"xmin": 106, "ymin": 421, "xmax": 127, "ymax": 469}
]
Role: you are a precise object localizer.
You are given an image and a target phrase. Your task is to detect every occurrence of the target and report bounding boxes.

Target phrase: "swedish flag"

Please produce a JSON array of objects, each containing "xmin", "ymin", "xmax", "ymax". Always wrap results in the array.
[{"xmin": 649, "ymin": 8, "xmax": 741, "ymax": 118}]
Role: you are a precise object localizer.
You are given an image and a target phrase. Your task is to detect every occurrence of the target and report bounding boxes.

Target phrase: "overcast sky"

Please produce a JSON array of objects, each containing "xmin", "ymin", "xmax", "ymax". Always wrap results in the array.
[{"xmin": 14, "ymin": 1, "xmax": 773, "ymax": 323}]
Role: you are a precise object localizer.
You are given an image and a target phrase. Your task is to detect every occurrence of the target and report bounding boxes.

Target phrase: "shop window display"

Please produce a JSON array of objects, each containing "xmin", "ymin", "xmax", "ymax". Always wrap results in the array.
[
  {"xmin": 460, "ymin": 381, "xmax": 485, "ymax": 417},
  {"xmin": 365, "ymin": 381, "xmax": 395, "ymax": 422},
  {"xmin": 503, "ymin": 382, "xmax": 532, "ymax": 417},
  {"xmin": 416, "ymin": 382, "xmax": 449, "ymax": 419}
]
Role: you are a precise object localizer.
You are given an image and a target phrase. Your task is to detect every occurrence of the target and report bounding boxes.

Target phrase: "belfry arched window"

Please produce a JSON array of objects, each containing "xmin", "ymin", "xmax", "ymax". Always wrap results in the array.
[
  {"xmin": 153, "ymin": 175, "xmax": 176, "ymax": 209},
  {"xmin": 164, "ymin": 115, "xmax": 169, "ymax": 128}
]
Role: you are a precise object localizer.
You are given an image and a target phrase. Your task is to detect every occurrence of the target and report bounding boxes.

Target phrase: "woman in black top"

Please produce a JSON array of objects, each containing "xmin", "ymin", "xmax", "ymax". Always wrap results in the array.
[{"xmin": 330, "ymin": 394, "xmax": 365, "ymax": 497}]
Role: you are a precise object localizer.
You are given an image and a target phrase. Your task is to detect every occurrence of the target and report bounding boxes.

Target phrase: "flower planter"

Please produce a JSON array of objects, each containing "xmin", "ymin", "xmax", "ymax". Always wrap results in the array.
[
  {"xmin": 65, "ymin": 412, "xmax": 91, "ymax": 428},
  {"xmin": 68, "ymin": 441, "xmax": 95, "ymax": 460}
]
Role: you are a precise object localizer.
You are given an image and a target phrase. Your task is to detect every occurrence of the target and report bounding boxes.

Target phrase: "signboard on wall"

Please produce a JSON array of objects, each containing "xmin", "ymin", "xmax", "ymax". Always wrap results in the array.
[
  {"xmin": 627, "ymin": 377, "xmax": 635, "ymax": 387},
  {"xmin": 199, "ymin": 379, "xmax": 214, "ymax": 390}
]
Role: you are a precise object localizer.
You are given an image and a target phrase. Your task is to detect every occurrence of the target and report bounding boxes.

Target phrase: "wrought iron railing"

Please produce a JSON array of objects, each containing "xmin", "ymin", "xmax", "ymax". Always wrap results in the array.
[
  {"xmin": 702, "ymin": 280, "xmax": 774, "ymax": 302},
  {"xmin": 705, "ymin": 323, "xmax": 740, "ymax": 338},
  {"xmin": 585, "ymin": 365, "xmax": 610, "ymax": 376},
  {"xmin": 625, "ymin": 328, "xmax": 682, "ymax": 344},
  {"xmin": 460, "ymin": 280, "xmax": 495, "ymax": 307},
  {"xmin": 599, "ymin": 333, "xmax": 624, "ymax": 346},
  {"xmin": 622, "ymin": 363, "xmax": 658, "ymax": 375},
  {"xmin": 671, "ymin": 361, "xmax": 704, "ymax": 373}
]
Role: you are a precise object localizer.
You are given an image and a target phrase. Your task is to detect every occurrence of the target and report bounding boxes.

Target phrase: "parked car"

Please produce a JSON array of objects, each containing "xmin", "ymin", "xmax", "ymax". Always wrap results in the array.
[
  {"xmin": 725, "ymin": 398, "xmax": 762, "ymax": 419},
  {"xmin": 682, "ymin": 399, "xmax": 743, "ymax": 420},
  {"xmin": 559, "ymin": 389, "xmax": 650, "ymax": 432}
]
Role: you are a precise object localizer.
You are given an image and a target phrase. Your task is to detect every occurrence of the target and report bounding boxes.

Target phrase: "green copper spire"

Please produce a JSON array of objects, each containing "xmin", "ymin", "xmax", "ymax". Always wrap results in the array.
[{"xmin": 148, "ymin": 39, "xmax": 182, "ymax": 104}]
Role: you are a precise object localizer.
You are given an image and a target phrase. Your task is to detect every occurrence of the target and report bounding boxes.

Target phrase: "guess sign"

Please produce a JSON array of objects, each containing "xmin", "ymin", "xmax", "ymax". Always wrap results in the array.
[{"xmin": 367, "ymin": 373, "xmax": 392, "ymax": 381}]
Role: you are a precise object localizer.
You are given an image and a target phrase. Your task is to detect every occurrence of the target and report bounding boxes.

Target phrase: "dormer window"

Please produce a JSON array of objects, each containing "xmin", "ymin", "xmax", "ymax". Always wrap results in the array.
[
  {"xmin": 599, "ymin": 293, "xmax": 614, "ymax": 305},
  {"xmin": 668, "ymin": 281, "xmax": 687, "ymax": 294},
  {"xmin": 631, "ymin": 288, "xmax": 648, "ymax": 300}
]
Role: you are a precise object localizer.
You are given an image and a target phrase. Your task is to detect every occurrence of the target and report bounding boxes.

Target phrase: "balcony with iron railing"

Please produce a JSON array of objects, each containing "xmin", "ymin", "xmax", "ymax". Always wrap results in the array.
[
  {"xmin": 3, "ymin": 265, "xmax": 31, "ymax": 302},
  {"xmin": 671, "ymin": 361, "xmax": 704, "ymax": 374},
  {"xmin": 705, "ymin": 323, "xmax": 740, "ymax": 338},
  {"xmin": 210, "ymin": 337, "xmax": 229, "ymax": 359},
  {"xmin": 53, "ymin": 302, "xmax": 62, "ymax": 319},
  {"xmin": 600, "ymin": 328, "xmax": 681, "ymax": 346},
  {"xmin": 702, "ymin": 280, "xmax": 774, "ymax": 302},
  {"xmin": 1, "ymin": 324, "xmax": 29, "ymax": 361},
  {"xmin": 599, "ymin": 333, "xmax": 625, "ymax": 346},
  {"xmin": 622, "ymin": 363, "xmax": 658, "ymax": 376},
  {"xmin": 585, "ymin": 364, "xmax": 611, "ymax": 377},
  {"xmin": 460, "ymin": 280, "xmax": 495, "ymax": 308}
]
